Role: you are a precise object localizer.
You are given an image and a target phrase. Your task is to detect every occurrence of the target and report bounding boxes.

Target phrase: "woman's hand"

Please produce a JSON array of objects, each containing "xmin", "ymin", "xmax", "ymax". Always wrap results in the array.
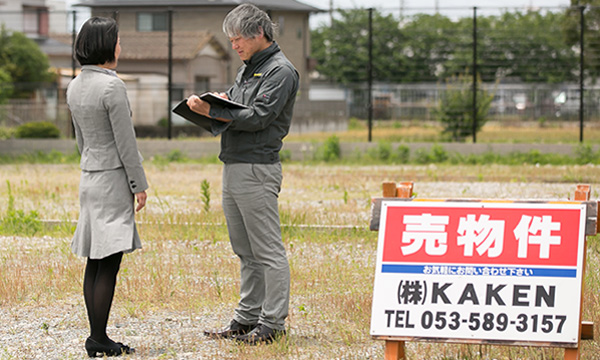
[{"xmin": 135, "ymin": 191, "xmax": 147, "ymax": 212}]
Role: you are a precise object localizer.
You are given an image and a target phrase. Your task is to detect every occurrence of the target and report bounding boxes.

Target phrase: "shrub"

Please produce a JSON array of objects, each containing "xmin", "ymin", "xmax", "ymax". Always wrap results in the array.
[
  {"xmin": 166, "ymin": 149, "xmax": 187, "ymax": 162},
  {"xmin": 0, "ymin": 126, "xmax": 15, "ymax": 139},
  {"xmin": 280, "ymin": 149, "xmax": 292, "ymax": 162},
  {"xmin": 157, "ymin": 117, "xmax": 168, "ymax": 127},
  {"xmin": 434, "ymin": 71, "xmax": 494, "ymax": 142},
  {"xmin": 315, "ymin": 135, "xmax": 341, "ymax": 162},
  {"xmin": 348, "ymin": 118, "xmax": 363, "ymax": 130},
  {"xmin": 367, "ymin": 141, "xmax": 392, "ymax": 161},
  {"xmin": 414, "ymin": 144, "xmax": 449, "ymax": 164},
  {"xmin": 574, "ymin": 144, "xmax": 598, "ymax": 165},
  {"xmin": 15, "ymin": 121, "xmax": 60, "ymax": 139},
  {"xmin": 394, "ymin": 144, "xmax": 410, "ymax": 163}
]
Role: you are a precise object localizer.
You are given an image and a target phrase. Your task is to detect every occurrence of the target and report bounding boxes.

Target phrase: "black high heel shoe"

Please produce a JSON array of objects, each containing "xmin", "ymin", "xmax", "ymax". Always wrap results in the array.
[{"xmin": 85, "ymin": 337, "xmax": 135, "ymax": 358}]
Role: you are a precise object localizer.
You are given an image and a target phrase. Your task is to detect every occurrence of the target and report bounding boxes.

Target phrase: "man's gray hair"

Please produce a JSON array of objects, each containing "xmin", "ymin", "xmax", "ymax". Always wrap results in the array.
[{"xmin": 222, "ymin": 3, "xmax": 276, "ymax": 42}]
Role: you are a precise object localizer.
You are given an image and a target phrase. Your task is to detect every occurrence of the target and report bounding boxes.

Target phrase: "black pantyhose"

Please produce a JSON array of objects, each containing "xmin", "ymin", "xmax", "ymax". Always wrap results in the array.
[{"xmin": 83, "ymin": 252, "xmax": 123, "ymax": 345}]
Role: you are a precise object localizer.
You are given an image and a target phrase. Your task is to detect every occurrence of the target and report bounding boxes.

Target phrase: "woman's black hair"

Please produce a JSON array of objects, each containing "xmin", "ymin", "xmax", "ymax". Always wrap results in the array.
[{"xmin": 74, "ymin": 17, "xmax": 119, "ymax": 66}]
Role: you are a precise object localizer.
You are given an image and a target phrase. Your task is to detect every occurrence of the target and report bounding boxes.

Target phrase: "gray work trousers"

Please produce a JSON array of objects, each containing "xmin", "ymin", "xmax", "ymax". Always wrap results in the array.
[{"xmin": 222, "ymin": 163, "xmax": 290, "ymax": 331}]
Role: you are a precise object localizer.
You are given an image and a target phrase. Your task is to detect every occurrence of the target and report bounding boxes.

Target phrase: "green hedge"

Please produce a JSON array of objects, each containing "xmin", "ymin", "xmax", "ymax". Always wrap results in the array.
[{"xmin": 15, "ymin": 121, "xmax": 60, "ymax": 139}]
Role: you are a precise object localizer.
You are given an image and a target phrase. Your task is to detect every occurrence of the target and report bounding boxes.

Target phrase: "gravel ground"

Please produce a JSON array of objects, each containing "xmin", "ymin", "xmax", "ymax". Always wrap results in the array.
[
  {"xmin": 0, "ymin": 300, "xmax": 238, "ymax": 359},
  {"xmin": 1, "ymin": 180, "xmax": 596, "ymax": 359}
]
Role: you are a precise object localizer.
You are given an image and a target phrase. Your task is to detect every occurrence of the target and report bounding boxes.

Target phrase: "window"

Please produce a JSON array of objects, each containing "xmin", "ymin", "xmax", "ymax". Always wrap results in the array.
[
  {"xmin": 170, "ymin": 87, "xmax": 184, "ymax": 101},
  {"xmin": 23, "ymin": 6, "xmax": 49, "ymax": 37},
  {"xmin": 137, "ymin": 12, "xmax": 168, "ymax": 32},
  {"xmin": 195, "ymin": 77, "xmax": 210, "ymax": 94},
  {"xmin": 278, "ymin": 16, "xmax": 285, "ymax": 36}
]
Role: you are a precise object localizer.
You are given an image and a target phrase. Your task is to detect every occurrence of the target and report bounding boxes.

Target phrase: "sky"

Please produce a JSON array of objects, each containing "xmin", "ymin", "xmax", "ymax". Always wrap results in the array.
[
  {"xmin": 65, "ymin": 0, "xmax": 572, "ymax": 11},
  {"xmin": 64, "ymin": 0, "xmax": 574, "ymax": 28},
  {"xmin": 299, "ymin": 0, "xmax": 571, "ymax": 11},
  {"xmin": 298, "ymin": 0, "xmax": 573, "ymax": 26}
]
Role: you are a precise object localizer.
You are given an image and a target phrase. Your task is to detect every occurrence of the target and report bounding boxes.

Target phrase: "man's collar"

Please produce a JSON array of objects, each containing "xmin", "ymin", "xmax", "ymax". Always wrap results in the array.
[{"xmin": 244, "ymin": 41, "xmax": 279, "ymax": 66}]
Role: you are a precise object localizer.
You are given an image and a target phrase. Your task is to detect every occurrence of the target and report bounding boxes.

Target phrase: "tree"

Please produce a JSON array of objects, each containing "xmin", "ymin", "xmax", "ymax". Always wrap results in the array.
[
  {"xmin": 434, "ymin": 72, "xmax": 494, "ymax": 142},
  {"xmin": 311, "ymin": 9, "xmax": 577, "ymax": 85},
  {"xmin": 0, "ymin": 68, "xmax": 12, "ymax": 104},
  {"xmin": 477, "ymin": 11, "xmax": 577, "ymax": 83},
  {"xmin": 563, "ymin": 1, "xmax": 600, "ymax": 81},
  {"xmin": 399, "ymin": 13, "xmax": 467, "ymax": 82},
  {"xmin": 311, "ymin": 9, "xmax": 406, "ymax": 84},
  {"xmin": 0, "ymin": 26, "xmax": 56, "ymax": 98}
]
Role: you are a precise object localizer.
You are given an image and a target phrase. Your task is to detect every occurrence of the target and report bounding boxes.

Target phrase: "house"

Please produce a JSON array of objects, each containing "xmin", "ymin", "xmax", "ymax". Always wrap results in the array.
[
  {"xmin": 45, "ymin": 0, "xmax": 323, "ymax": 128},
  {"xmin": 50, "ymin": 30, "xmax": 231, "ymax": 126},
  {"xmin": 73, "ymin": 0, "xmax": 320, "ymax": 90},
  {"xmin": 1, "ymin": 0, "xmax": 348, "ymax": 134},
  {"xmin": 0, "ymin": 0, "xmax": 67, "ymax": 39},
  {"xmin": 0, "ymin": 0, "xmax": 70, "ymax": 74}
]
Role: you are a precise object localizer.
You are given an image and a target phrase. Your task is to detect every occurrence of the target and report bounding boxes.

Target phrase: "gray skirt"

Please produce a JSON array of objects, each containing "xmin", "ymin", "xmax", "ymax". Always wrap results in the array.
[{"xmin": 71, "ymin": 167, "xmax": 142, "ymax": 259}]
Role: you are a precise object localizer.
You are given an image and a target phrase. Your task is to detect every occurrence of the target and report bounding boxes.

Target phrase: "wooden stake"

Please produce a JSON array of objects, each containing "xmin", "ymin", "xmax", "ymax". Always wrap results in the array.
[
  {"xmin": 382, "ymin": 181, "xmax": 412, "ymax": 360},
  {"xmin": 385, "ymin": 340, "xmax": 406, "ymax": 360},
  {"xmin": 396, "ymin": 182, "xmax": 414, "ymax": 199},
  {"xmin": 383, "ymin": 182, "xmax": 397, "ymax": 198},
  {"xmin": 564, "ymin": 184, "xmax": 591, "ymax": 360}
]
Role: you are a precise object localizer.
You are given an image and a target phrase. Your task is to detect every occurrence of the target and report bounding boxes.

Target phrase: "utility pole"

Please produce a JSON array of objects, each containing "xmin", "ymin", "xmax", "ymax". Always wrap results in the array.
[{"xmin": 399, "ymin": 0, "xmax": 404, "ymax": 19}]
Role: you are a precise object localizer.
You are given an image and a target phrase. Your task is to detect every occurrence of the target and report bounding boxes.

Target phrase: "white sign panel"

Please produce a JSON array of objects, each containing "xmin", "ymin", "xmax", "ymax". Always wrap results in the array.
[{"xmin": 370, "ymin": 201, "xmax": 587, "ymax": 345}]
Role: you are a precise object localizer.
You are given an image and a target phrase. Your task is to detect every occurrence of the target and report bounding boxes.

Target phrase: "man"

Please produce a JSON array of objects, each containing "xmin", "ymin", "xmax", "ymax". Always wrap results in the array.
[{"xmin": 187, "ymin": 3, "xmax": 299, "ymax": 345}]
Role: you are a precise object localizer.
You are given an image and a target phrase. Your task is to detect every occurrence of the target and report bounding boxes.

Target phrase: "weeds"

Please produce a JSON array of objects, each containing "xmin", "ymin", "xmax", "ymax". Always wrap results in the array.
[
  {"xmin": 0, "ymin": 150, "xmax": 80, "ymax": 164},
  {"xmin": 0, "ymin": 180, "xmax": 42, "ymax": 236},
  {"xmin": 201, "ymin": 179, "xmax": 211, "ymax": 213},
  {"xmin": 1, "ymin": 140, "xmax": 599, "ymax": 167},
  {"xmin": 1, "ymin": 162, "xmax": 600, "ymax": 358},
  {"xmin": 314, "ymin": 135, "xmax": 341, "ymax": 162}
]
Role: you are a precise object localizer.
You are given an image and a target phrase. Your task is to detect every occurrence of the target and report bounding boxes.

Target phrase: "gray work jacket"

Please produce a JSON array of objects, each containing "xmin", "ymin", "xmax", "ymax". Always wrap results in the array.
[{"xmin": 209, "ymin": 42, "xmax": 299, "ymax": 164}]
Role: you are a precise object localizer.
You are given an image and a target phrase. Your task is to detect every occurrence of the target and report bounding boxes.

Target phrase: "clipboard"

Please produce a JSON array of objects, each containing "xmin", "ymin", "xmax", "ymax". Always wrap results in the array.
[
  {"xmin": 172, "ymin": 99, "xmax": 213, "ymax": 131},
  {"xmin": 199, "ymin": 92, "xmax": 248, "ymax": 109},
  {"xmin": 171, "ymin": 94, "xmax": 248, "ymax": 132}
]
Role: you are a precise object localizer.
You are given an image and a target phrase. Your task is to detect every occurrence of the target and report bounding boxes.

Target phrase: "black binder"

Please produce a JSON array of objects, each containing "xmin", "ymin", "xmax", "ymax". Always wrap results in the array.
[{"xmin": 171, "ymin": 93, "xmax": 248, "ymax": 132}]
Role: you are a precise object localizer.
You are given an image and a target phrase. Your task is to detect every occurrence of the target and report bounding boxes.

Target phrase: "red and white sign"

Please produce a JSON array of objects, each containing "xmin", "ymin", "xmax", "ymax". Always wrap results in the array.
[{"xmin": 370, "ymin": 200, "xmax": 587, "ymax": 345}]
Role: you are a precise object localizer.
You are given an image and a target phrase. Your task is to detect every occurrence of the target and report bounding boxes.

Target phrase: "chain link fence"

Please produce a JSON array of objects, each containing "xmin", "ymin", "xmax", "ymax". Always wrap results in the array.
[{"xmin": 0, "ymin": 5, "xmax": 598, "ymax": 141}]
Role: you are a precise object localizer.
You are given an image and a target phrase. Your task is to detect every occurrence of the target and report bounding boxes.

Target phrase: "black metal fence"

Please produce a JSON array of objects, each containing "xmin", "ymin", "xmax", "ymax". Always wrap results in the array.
[{"xmin": 1, "ymin": 5, "xmax": 599, "ymax": 142}]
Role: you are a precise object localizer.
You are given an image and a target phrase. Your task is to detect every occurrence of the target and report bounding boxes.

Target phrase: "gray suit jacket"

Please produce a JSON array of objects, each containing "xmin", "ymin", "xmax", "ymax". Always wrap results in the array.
[{"xmin": 67, "ymin": 65, "xmax": 148, "ymax": 193}]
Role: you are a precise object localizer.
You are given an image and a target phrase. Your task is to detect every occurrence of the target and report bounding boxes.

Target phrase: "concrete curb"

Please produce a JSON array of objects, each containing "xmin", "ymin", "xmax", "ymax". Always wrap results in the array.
[{"xmin": 0, "ymin": 139, "xmax": 594, "ymax": 162}]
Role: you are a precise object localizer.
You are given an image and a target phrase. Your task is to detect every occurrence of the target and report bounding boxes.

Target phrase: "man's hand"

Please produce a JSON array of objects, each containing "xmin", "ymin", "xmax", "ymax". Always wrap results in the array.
[
  {"xmin": 187, "ymin": 95, "xmax": 211, "ymax": 116},
  {"xmin": 135, "ymin": 191, "xmax": 147, "ymax": 212}
]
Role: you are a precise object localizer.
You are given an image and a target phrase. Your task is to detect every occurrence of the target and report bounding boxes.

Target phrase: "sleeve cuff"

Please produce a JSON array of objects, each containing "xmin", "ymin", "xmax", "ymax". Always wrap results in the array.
[{"xmin": 210, "ymin": 120, "xmax": 232, "ymax": 135}]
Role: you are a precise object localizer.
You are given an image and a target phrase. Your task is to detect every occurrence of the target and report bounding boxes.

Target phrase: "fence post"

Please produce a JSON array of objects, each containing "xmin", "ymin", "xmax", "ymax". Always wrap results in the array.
[
  {"xmin": 472, "ymin": 6, "xmax": 477, "ymax": 144},
  {"xmin": 167, "ymin": 8, "xmax": 173, "ymax": 140},
  {"xmin": 578, "ymin": 5, "xmax": 585, "ymax": 143},
  {"xmin": 70, "ymin": 10, "xmax": 77, "ymax": 139},
  {"xmin": 367, "ymin": 7, "xmax": 373, "ymax": 143}
]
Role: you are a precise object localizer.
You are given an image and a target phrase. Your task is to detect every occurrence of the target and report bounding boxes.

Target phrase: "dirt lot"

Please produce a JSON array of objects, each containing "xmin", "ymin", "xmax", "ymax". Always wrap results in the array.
[{"xmin": 1, "ymin": 163, "xmax": 599, "ymax": 359}]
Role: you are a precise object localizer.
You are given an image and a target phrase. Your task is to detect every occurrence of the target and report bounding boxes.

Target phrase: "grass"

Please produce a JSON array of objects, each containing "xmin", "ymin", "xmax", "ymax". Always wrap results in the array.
[
  {"xmin": 285, "ymin": 120, "xmax": 600, "ymax": 144},
  {"xmin": 1, "ymin": 123, "xmax": 600, "ymax": 358},
  {"xmin": 0, "ymin": 162, "xmax": 599, "ymax": 359}
]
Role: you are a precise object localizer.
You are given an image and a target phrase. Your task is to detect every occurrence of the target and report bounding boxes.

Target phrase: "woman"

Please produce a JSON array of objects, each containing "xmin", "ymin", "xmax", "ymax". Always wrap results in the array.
[{"xmin": 67, "ymin": 17, "xmax": 148, "ymax": 358}]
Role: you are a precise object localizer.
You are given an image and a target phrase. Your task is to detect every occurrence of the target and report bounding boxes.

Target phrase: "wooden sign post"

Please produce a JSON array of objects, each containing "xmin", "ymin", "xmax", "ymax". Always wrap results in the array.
[{"xmin": 370, "ymin": 182, "xmax": 596, "ymax": 360}]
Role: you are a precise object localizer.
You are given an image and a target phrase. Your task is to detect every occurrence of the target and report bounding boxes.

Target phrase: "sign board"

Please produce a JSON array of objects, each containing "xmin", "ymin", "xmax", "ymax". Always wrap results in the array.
[{"xmin": 370, "ymin": 200, "xmax": 587, "ymax": 346}]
